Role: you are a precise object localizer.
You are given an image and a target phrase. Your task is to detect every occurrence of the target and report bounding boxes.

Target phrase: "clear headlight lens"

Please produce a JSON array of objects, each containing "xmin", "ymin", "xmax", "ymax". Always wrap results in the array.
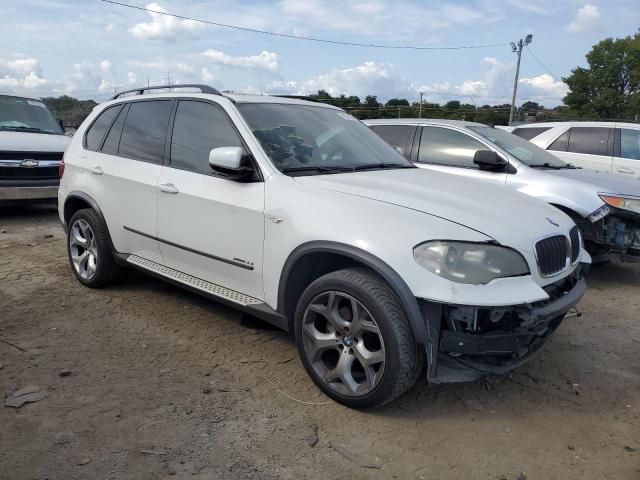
[
  {"xmin": 413, "ymin": 241, "xmax": 530, "ymax": 285},
  {"xmin": 599, "ymin": 195, "xmax": 640, "ymax": 215}
]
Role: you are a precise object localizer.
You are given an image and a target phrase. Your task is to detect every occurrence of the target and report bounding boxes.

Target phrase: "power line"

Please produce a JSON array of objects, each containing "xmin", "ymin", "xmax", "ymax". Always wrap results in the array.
[
  {"xmin": 526, "ymin": 46, "xmax": 561, "ymax": 81},
  {"xmin": 99, "ymin": 0, "xmax": 511, "ymax": 51}
]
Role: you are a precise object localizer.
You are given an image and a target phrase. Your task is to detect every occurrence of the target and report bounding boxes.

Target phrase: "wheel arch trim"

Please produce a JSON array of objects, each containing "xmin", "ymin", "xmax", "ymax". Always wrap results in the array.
[
  {"xmin": 63, "ymin": 191, "xmax": 117, "ymax": 254},
  {"xmin": 277, "ymin": 241, "xmax": 428, "ymax": 345}
]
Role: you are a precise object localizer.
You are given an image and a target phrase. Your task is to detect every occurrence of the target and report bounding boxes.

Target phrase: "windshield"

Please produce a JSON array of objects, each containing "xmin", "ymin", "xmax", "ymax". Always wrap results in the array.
[
  {"xmin": 237, "ymin": 103, "xmax": 414, "ymax": 175},
  {"xmin": 468, "ymin": 126, "xmax": 568, "ymax": 168},
  {"xmin": 0, "ymin": 95, "xmax": 64, "ymax": 135}
]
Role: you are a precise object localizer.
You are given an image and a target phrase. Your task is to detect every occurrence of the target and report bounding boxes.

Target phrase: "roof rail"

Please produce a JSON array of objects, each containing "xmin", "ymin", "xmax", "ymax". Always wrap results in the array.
[
  {"xmin": 109, "ymin": 84, "xmax": 222, "ymax": 100},
  {"xmin": 273, "ymin": 95, "xmax": 320, "ymax": 103}
]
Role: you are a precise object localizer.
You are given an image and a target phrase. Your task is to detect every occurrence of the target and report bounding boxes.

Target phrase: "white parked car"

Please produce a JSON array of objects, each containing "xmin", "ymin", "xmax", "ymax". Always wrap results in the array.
[
  {"xmin": 366, "ymin": 119, "xmax": 640, "ymax": 259},
  {"xmin": 0, "ymin": 94, "xmax": 69, "ymax": 201},
  {"xmin": 59, "ymin": 85, "xmax": 588, "ymax": 408},
  {"xmin": 511, "ymin": 121, "xmax": 640, "ymax": 179}
]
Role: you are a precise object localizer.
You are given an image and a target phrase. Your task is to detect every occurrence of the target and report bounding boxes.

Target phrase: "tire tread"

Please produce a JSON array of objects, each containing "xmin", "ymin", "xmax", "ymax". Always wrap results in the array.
[
  {"xmin": 295, "ymin": 267, "xmax": 422, "ymax": 408},
  {"xmin": 68, "ymin": 208, "xmax": 121, "ymax": 288}
]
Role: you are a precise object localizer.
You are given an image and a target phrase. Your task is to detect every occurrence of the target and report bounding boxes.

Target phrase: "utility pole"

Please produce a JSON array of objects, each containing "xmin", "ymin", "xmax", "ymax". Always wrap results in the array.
[
  {"xmin": 509, "ymin": 34, "xmax": 532, "ymax": 126},
  {"xmin": 419, "ymin": 92, "xmax": 424, "ymax": 118}
]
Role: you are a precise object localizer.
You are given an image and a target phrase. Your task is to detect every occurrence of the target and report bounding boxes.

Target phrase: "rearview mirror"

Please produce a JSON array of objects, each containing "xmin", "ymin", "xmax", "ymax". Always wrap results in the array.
[
  {"xmin": 208, "ymin": 147, "xmax": 255, "ymax": 181},
  {"xmin": 57, "ymin": 118, "xmax": 64, "ymax": 130},
  {"xmin": 473, "ymin": 150, "xmax": 507, "ymax": 171}
]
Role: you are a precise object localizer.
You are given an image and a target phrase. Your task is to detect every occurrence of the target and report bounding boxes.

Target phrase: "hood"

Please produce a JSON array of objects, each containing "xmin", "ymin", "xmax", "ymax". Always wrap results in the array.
[
  {"xmin": 546, "ymin": 168, "xmax": 640, "ymax": 197},
  {"xmin": 295, "ymin": 168, "xmax": 575, "ymax": 247},
  {"xmin": 0, "ymin": 131, "xmax": 70, "ymax": 152}
]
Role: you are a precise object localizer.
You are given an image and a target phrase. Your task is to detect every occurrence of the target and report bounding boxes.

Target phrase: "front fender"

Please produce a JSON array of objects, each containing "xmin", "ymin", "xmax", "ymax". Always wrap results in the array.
[{"xmin": 278, "ymin": 240, "xmax": 429, "ymax": 346}]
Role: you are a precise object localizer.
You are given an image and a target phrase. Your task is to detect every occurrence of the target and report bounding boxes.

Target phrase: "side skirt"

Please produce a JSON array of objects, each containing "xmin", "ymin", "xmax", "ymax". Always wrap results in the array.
[{"xmin": 120, "ymin": 254, "xmax": 289, "ymax": 332}]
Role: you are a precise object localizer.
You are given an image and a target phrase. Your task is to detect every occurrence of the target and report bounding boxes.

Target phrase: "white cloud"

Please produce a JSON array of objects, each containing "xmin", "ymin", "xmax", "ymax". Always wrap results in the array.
[
  {"xmin": 298, "ymin": 61, "xmax": 412, "ymax": 98},
  {"xmin": 127, "ymin": 72, "xmax": 137, "ymax": 84},
  {"xmin": 100, "ymin": 60, "xmax": 113, "ymax": 74},
  {"xmin": 264, "ymin": 79, "xmax": 299, "ymax": 94},
  {"xmin": 415, "ymin": 57, "xmax": 513, "ymax": 102},
  {"xmin": 567, "ymin": 4, "xmax": 600, "ymax": 33},
  {"xmin": 202, "ymin": 49, "xmax": 279, "ymax": 71},
  {"xmin": 130, "ymin": 2, "xmax": 203, "ymax": 41},
  {"xmin": 129, "ymin": 60, "xmax": 195, "ymax": 74},
  {"xmin": 275, "ymin": 0, "xmax": 491, "ymax": 37},
  {"xmin": 201, "ymin": 67, "xmax": 215, "ymax": 82},
  {"xmin": 458, "ymin": 80, "xmax": 488, "ymax": 96},
  {"xmin": 519, "ymin": 74, "xmax": 568, "ymax": 97},
  {"xmin": 0, "ymin": 58, "xmax": 41, "ymax": 76},
  {"xmin": 413, "ymin": 57, "xmax": 567, "ymax": 105},
  {"xmin": 0, "ymin": 58, "xmax": 47, "ymax": 91}
]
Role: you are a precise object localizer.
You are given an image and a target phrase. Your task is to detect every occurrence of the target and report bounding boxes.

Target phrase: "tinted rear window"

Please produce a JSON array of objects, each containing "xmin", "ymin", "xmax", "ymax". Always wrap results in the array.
[
  {"xmin": 119, "ymin": 101, "xmax": 172, "ymax": 164},
  {"xmin": 370, "ymin": 125, "xmax": 417, "ymax": 158},
  {"xmin": 548, "ymin": 130, "xmax": 569, "ymax": 151},
  {"xmin": 512, "ymin": 126, "xmax": 551, "ymax": 140},
  {"xmin": 101, "ymin": 105, "xmax": 128, "ymax": 155},
  {"xmin": 85, "ymin": 105, "xmax": 121, "ymax": 151},
  {"xmin": 567, "ymin": 127, "xmax": 612, "ymax": 156}
]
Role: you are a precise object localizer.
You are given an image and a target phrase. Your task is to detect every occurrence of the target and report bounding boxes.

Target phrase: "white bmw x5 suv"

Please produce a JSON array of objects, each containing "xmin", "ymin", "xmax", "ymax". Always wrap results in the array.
[{"xmin": 59, "ymin": 85, "xmax": 589, "ymax": 408}]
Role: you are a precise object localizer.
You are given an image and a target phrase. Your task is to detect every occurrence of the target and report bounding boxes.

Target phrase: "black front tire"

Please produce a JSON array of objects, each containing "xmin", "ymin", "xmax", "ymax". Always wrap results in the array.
[{"xmin": 294, "ymin": 267, "xmax": 422, "ymax": 408}]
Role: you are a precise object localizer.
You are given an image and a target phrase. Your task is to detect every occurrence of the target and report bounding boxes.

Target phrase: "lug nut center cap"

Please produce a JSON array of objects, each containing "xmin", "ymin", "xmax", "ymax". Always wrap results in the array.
[{"xmin": 342, "ymin": 335, "xmax": 354, "ymax": 347}]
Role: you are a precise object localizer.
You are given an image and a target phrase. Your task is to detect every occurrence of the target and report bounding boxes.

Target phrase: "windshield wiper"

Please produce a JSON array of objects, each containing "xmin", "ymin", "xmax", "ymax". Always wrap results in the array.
[
  {"xmin": 529, "ymin": 163, "xmax": 565, "ymax": 170},
  {"xmin": 530, "ymin": 162, "xmax": 580, "ymax": 170},
  {"xmin": 0, "ymin": 126, "xmax": 48, "ymax": 134},
  {"xmin": 354, "ymin": 162, "xmax": 415, "ymax": 171},
  {"xmin": 281, "ymin": 165, "xmax": 354, "ymax": 175}
]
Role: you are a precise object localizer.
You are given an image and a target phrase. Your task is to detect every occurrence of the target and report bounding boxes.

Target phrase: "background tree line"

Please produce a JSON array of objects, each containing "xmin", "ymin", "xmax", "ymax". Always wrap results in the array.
[
  {"xmin": 40, "ymin": 95, "xmax": 97, "ymax": 131},
  {"xmin": 40, "ymin": 30, "xmax": 639, "ymax": 129}
]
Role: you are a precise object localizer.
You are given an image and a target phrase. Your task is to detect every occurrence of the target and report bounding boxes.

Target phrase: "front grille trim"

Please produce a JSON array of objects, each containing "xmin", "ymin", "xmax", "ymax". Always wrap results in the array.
[
  {"xmin": 0, "ymin": 151, "xmax": 64, "ymax": 161},
  {"xmin": 535, "ymin": 234, "xmax": 570, "ymax": 277},
  {"xmin": 569, "ymin": 226, "xmax": 580, "ymax": 264}
]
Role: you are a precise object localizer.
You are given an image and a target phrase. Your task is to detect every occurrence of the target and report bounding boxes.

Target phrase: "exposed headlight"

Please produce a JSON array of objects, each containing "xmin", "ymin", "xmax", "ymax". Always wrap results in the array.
[
  {"xmin": 413, "ymin": 241, "xmax": 530, "ymax": 285},
  {"xmin": 599, "ymin": 195, "xmax": 640, "ymax": 215}
]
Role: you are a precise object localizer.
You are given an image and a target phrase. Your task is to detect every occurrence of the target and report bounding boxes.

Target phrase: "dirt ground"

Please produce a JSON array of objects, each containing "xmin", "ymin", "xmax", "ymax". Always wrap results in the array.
[{"xmin": 0, "ymin": 205, "xmax": 638, "ymax": 480}]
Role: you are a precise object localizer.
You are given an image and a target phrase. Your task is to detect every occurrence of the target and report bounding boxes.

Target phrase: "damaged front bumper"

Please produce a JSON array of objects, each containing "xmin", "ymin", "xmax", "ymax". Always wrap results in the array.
[
  {"xmin": 583, "ymin": 207, "xmax": 640, "ymax": 256},
  {"xmin": 420, "ymin": 266, "xmax": 587, "ymax": 384}
]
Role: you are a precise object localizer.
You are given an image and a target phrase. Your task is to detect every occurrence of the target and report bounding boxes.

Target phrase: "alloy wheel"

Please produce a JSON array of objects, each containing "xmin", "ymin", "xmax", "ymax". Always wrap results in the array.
[
  {"xmin": 301, "ymin": 291, "xmax": 386, "ymax": 397},
  {"xmin": 69, "ymin": 219, "xmax": 98, "ymax": 280}
]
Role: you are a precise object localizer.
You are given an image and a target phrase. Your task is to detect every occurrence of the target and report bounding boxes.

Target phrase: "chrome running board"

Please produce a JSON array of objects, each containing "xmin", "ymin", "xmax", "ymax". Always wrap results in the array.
[{"xmin": 126, "ymin": 255, "xmax": 262, "ymax": 307}]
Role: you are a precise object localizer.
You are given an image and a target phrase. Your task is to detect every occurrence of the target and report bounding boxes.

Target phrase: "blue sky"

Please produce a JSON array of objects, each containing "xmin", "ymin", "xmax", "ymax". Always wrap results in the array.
[{"xmin": 1, "ymin": 0, "xmax": 638, "ymax": 106}]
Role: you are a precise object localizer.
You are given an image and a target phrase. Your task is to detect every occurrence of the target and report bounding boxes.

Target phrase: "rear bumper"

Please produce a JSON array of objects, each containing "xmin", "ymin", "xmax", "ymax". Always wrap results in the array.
[
  {"xmin": 0, "ymin": 185, "xmax": 59, "ymax": 201},
  {"xmin": 421, "ymin": 267, "xmax": 587, "ymax": 383}
]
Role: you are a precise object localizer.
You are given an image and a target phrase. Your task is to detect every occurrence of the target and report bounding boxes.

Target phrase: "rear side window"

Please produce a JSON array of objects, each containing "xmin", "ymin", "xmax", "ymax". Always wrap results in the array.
[
  {"xmin": 370, "ymin": 125, "xmax": 417, "ymax": 159},
  {"xmin": 567, "ymin": 127, "xmax": 612, "ymax": 156},
  {"xmin": 119, "ymin": 100, "xmax": 172, "ymax": 164},
  {"xmin": 417, "ymin": 126, "xmax": 485, "ymax": 168},
  {"xmin": 101, "ymin": 105, "xmax": 128, "ymax": 155},
  {"xmin": 170, "ymin": 101, "xmax": 243, "ymax": 175},
  {"xmin": 620, "ymin": 129, "xmax": 640, "ymax": 160},
  {"xmin": 548, "ymin": 130, "xmax": 569, "ymax": 151},
  {"xmin": 85, "ymin": 105, "xmax": 121, "ymax": 151},
  {"xmin": 512, "ymin": 126, "xmax": 551, "ymax": 140}
]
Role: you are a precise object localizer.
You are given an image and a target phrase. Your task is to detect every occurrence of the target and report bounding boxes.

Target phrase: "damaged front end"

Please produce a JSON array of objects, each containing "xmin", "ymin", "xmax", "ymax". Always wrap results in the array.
[
  {"xmin": 582, "ymin": 203, "xmax": 640, "ymax": 257},
  {"xmin": 420, "ymin": 266, "xmax": 587, "ymax": 384}
]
